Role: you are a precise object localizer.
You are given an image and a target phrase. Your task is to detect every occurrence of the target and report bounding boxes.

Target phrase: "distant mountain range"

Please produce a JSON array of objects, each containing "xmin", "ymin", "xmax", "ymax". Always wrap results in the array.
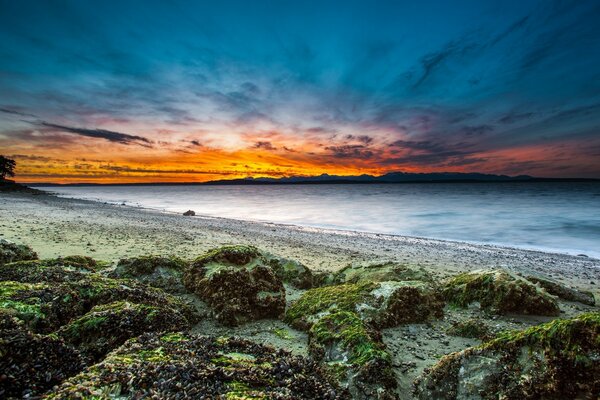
[{"xmin": 27, "ymin": 172, "xmax": 599, "ymax": 186}]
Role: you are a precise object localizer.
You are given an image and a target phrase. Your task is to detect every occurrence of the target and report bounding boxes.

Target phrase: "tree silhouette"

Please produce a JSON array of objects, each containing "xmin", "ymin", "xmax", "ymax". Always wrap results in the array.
[{"xmin": 0, "ymin": 156, "xmax": 16, "ymax": 180}]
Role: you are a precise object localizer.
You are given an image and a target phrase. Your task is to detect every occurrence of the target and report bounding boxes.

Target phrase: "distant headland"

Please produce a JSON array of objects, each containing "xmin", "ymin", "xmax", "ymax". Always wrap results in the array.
[{"xmin": 24, "ymin": 172, "xmax": 600, "ymax": 186}]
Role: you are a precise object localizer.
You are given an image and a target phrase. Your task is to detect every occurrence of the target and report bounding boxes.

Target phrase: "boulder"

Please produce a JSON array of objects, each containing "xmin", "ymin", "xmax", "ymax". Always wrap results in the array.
[
  {"xmin": 0, "ymin": 311, "xmax": 85, "ymax": 398},
  {"xmin": 309, "ymin": 310, "xmax": 397, "ymax": 400},
  {"xmin": 414, "ymin": 312, "xmax": 600, "ymax": 400},
  {"xmin": 48, "ymin": 333, "xmax": 347, "ymax": 399},
  {"xmin": 334, "ymin": 261, "xmax": 434, "ymax": 285},
  {"xmin": 0, "ymin": 258, "xmax": 95, "ymax": 283},
  {"xmin": 58, "ymin": 300, "xmax": 191, "ymax": 362},
  {"xmin": 286, "ymin": 281, "xmax": 443, "ymax": 331},
  {"xmin": 183, "ymin": 245, "xmax": 286, "ymax": 326},
  {"xmin": 183, "ymin": 210, "xmax": 195, "ymax": 216},
  {"xmin": 446, "ymin": 318, "xmax": 492, "ymax": 340},
  {"xmin": 110, "ymin": 255, "xmax": 188, "ymax": 293},
  {"xmin": 0, "ymin": 239, "xmax": 37, "ymax": 266},
  {"xmin": 0, "ymin": 269, "xmax": 197, "ymax": 333},
  {"xmin": 442, "ymin": 269, "xmax": 560, "ymax": 316},
  {"xmin": 525, "ymin": 275, "xmax": 595, "ymax": 306}
]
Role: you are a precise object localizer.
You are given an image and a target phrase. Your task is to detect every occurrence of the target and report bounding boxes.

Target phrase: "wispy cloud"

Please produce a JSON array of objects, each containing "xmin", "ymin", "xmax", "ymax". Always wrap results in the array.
[{"xmin": 40, "ymin": 122, "xmax": 153, "ymax": 146}]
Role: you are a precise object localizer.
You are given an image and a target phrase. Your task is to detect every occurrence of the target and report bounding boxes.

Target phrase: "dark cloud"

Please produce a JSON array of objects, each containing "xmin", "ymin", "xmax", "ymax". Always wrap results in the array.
[
  {"xmin": 0, "ymin": 107, "xmax": 38, "ymax": 118},
  {"xmin": 253, "ymin": 141, "xmax": 277, "ymax": 151},
  {"xmin": 462, "ymin": 125, "xmax": 493, "ymax": 136},
  {"xmin": 40, "ymin": 122, "xmax": 153, "ymax": 146},
  {"xmin": 498, "ymin": 112, "xmax": 535, "ymax": 124},
  {"xmin": 189, "ymin": 140, "xmax": 202, "ymax": 146},
  {"xmin": 413, "ymin": 41, "xmax": 476, "ymax": 89},
  {"xmin": 345, "ymin": 134, "xmax": 374, "ymax": 145},
  {"xmin": 325, "ymin": 144, "xmax": 374, "ymax": 159}
]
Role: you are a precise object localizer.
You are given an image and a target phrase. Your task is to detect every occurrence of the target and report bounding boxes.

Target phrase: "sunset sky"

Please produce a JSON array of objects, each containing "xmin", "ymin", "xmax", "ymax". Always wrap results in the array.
[{"xmin": 1, "ymin": 0, "xmax": 599, "ymax": 183}]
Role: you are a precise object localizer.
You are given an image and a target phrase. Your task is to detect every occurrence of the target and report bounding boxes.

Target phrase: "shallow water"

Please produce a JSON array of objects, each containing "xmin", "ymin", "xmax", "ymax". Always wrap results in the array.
[{"xmin": 40, "ymin": 182, "xmax": 600, "ymax": 258}]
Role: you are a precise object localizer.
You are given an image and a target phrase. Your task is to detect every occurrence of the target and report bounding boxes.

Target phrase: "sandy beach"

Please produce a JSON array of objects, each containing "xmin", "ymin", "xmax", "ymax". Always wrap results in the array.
[{"xmin": 1, "ymin": 189, "xmax": 599, "ymax": 398}]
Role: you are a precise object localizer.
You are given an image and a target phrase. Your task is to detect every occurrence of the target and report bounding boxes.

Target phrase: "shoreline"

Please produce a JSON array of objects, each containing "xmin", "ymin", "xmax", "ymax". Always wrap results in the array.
[
  {"xmin": 45, "ymin": 189, "xmax": 600, "ymax": 261},
  {"xmin": 1, "ymin": 190, "xmax": 599, "ymax": 293}
]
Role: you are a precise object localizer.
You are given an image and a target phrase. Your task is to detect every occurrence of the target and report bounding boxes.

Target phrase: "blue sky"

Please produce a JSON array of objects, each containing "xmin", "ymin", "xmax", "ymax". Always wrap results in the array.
[{"xmin": 1, "ymin": 0, "xmax": 599, "ymax": 182}]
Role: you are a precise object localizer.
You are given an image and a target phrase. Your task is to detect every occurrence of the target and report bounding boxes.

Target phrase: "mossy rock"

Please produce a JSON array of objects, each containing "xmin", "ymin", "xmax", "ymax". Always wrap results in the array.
[
  {"xmin": 110, "ymin": 255, "xmax": 188, "ymax": 293},
  {"xmin": 414, "ymin": 312, "xmax": 600, "ymax": 399},
  {"xmin": 0, "ymin": 258, "xmax": 96, "ymax": 283},
  {"xmin": 46, "ymin": 333, "xmax": 347, "ymax": 399},
  {"xmin": 0, "ymin": 310, "xmax": 85, "ymax": 398},
  {"xmin": 446, "ymin": 318, "xmax": 492, "ymax": 340},
  {"xmin": 183, "ymin": 245, "xmax": 285, "ymax": 326},
  {"xmin": 0, "ymin": 280, "xmax": 86, "ymax": 333},
  {"xmin": 334, "ymin": 261, "xmax": 434, "ymax": 285},
  {"xmin": 267, "ymin": 257, "xmax": 315, "ymax": 289},
  {"xmin": 309, "ymin": 311, "xmax": 397, "ymax": 399},
  {"xmin": 442, "ymin": 269, "xmax": 560, "ymax": 316},
  {"xmin": 286, "ymin": 281, "xmax": 443, "ymax": 330},
  {"xmin": 58, "ymin": 301, "xmax": 191, "ymax": 362},
  {"xmin": 0, "ymin": 270, "xmax": 197, "ymax": 333},
  {"xmin": 525, "ymin": 275, "xmax": 595, "ymax": 306},
  {"xmin": 0, "ymin": 239, "xmax": 37, "ymax": 266}
]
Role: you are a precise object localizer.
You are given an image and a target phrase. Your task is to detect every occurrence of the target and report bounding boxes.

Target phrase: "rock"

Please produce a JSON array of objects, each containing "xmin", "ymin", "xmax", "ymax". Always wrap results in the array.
[
  {"xmin": 442, "ymin": 269, "xmax": 560, "ymax": 316},
  {"xmin": 525, "ymin": 275, "xmax": 595, "ymax": 306},
  {"xmin": 414, "ymin": 312, "xmax": 600, "ymax": 400},
  {"xmin": 183, "ymin": 210, "xmax": 195, "ymax": 216},
  {"xmin": 0, "ymin": 268, "xmax": 197, "ymax": 333},
  {"xmin": 285, "ymin": 281, "xmax": 442, "ymax": 398},
  {"xmin": 183, "ymin": 245, "xmax": 285, "ymax": 326},
  {"xmin": 309, "ymin": 310, "xmax": 397, "ymax": 399},
  {"xmin": 58, "ymin": 300, "xmax": 191, "ymax": 362},
  {"xmin": 267, "ymin": 256, "xmax": 315, "ymax": 289},
  {"xmin": 286, "ymin": 281, "xmax": 443, "ymax": 331},
  {"xmin": 446, "ymin": 318, "xmax": 492, "ymax": 340},
  {"xmin": 0, "ymin": 259, "xmax": 95, "ymax": 283},
  {"xmin": 0, "ymin": 239, "xmax": 37, "ymax": 266},
  {"xmin": 48, "ymin": 333, "xmax": 347, "ymax": 399},
  {"xmin": 0, "ymin": 310, "xmax": 85, "ymax": 398},
  {"xmin": 109, "ymin": 255, "xmax": 188, "ymax": 293},
  {"xmin": 334, "ymin": 261, "xmax": 434, "ymax": 285}
]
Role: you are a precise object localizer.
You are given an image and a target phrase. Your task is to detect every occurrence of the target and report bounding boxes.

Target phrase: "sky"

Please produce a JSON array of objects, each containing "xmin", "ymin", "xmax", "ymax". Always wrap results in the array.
[{"xmin": 1, "ymin": 0, "xmax": 599, "ymax": 183}]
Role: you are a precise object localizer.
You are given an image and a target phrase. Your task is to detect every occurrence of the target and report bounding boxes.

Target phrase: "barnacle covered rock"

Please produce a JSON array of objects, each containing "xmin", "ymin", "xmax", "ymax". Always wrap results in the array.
[
  {"xmin": 286, "ymin": 281, "xmax": 443, "ymax": 330},
  {"xmin": 334, "ymin": 261, "xmax": 434, "ymax": 285},
  {"xmin": 0, "ymin": 239, "xmax": 37, "ymax": 266},
  {"xmin": 0, "ymin": 270, "xmax": 197, "ymax": 333},
  {"xmin": 442, "ymin": 269, "xmax": 560, "ymax": 316},
  {"xmin": 414, "ymin": 312, "xmax": 600, "ymax": 400},
  {"xmin": 183, "ymin": 245, "xmax": 286, "ymax": 326},
  {"xmin": 0, "ymin": 258, "xmax": 95, "ymax": 283},
  {"xmin": 46, "ymin": 333, "xmax": 347, "ymax": 399},
  {"xmin": 58, "ymin": 301, "xmax": 191, "ymax": 361},
  {"xmin": 0, "ymin": 310, "xmax": 85, "ymax": 399},
  {"xmin": 109, "ymin": 255, "xmax": 188, "ymax": 293},
  {"xmin": 525, "ymin": 275, "xmax": 595, "ymax": 306}
]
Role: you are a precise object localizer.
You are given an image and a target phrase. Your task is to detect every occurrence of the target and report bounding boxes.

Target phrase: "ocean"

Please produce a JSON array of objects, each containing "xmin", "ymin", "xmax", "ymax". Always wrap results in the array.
[{"xmin": 39, "ymin": 182, "xmax": 600, "ymax": 259}]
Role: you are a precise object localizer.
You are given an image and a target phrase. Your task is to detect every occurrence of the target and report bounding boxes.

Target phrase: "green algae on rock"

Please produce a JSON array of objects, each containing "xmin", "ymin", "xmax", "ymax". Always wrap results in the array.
[
  {"xmin": 58, "ymin": 300, "xmax": 191, "ymax": 362},
  {"xmin": 333, "ymin": 261, "xmax": 434, "ymax": 285},
  {"xmin": 110, "ymin": 255, "xmax": 188, "ymax": 293},
  {"xmin": 0, "ymin": 310, "xmax": 85, "ymax": 399},
  {"xmin": 183, "ymin": 245, "xmax": 286, "ymax": 326},
  {"xmin": 525, "ymin": 275, "xmax": 595, "ymax": 306},
  {"xmin": 0, "ymin": 238, "xmax": 37, "ymax": 266},
  {"xmin": 0, "ymin": 266, "xmax": 197, "ymax": 333},
  {"xmin": 46, "ymin": 333, "xmax": 347, "ymax": 399},
  {"xmin": 442, "ymin": 269, "xmax": 560, "ymax": 316},
  {"xmin": 414, "ymin": 312, "xmax": 600, "ymax": 400},
  {"xmin": 286, "ymin": 281, "xmax": 443, "ymax": 330},
  {"xmin": 308, "ymin": 310, "xmax": 397, "ymax": 399},
  {"xmin": 446, "ymin": 318, "xmax": 492, "ymax": 340},
  {"xmin": 0, "ymin": 258, "xmax": 96, "ymax": 284}
]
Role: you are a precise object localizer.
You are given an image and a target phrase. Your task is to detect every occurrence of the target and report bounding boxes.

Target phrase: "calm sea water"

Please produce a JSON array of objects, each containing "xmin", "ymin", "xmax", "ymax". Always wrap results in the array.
[{"xmin": 40, "ymin": 182, "xmax": 600, "ymax": 258}]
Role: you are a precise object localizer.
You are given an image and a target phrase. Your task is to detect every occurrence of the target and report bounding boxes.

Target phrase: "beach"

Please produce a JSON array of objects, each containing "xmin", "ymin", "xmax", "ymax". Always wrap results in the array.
[
  {"xmin": 2, "ymin": 190, "xmax": 599, "ymax": 290},
  {"xmin": 1, "ymin": 189, "xmax": 599, "ymax": 398}
]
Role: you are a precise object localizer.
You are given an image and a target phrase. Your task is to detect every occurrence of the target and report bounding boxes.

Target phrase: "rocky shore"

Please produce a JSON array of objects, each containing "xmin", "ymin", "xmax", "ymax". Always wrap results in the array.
[{"xmin": 1, "ymin": 191, "xmax": 599, "ymax": 399}]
